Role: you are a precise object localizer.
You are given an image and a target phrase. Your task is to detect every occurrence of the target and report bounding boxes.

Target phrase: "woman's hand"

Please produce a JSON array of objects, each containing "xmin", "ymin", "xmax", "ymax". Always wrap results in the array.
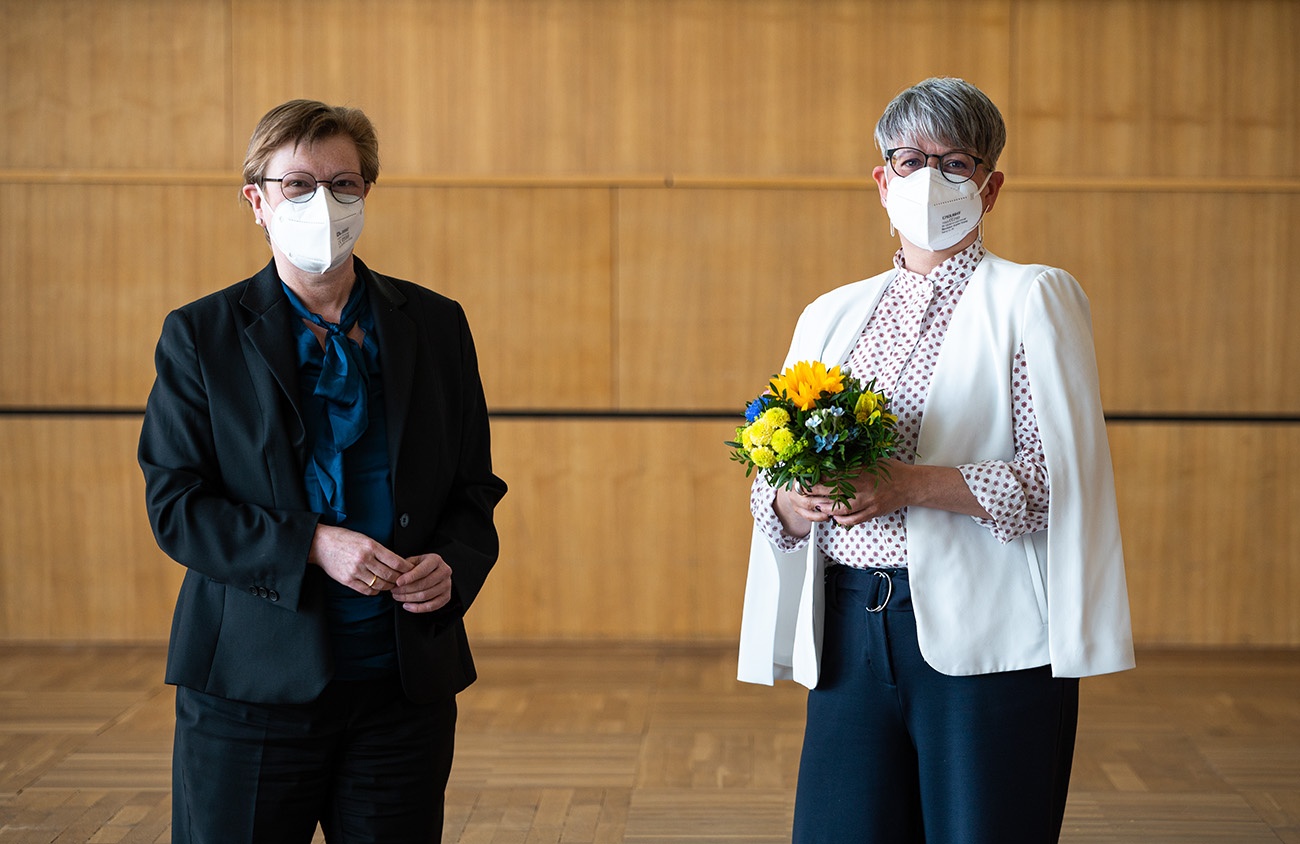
[
  {"xmin": 308, "ymin": 523, "xmax": 412, "ymax": 595},
  {"xmin": 391, "ymin": 553, "xmax": 454, "ymax": 614},
  {"xmin": 780, "ymin": 458, "xmax": 913, "ymax": 531},
  {"xmin": 773, "ymin": 459, "xmax": 991, "ymax": 534}
]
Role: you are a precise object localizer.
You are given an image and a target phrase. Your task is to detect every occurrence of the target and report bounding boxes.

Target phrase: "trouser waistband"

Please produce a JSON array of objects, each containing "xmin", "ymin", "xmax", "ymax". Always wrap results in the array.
[{"xmin": 825, "ymin": 564, "xmax": 912, "ymax": 612}]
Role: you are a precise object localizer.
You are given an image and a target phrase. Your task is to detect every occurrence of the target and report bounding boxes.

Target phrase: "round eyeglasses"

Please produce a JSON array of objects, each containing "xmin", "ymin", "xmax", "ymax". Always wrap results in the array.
[
  {"xmin": 263, "ymin": 171, "xmax": 368, "ymax": 204},
  {"xmin": 885, "ymin": 148, "xmax": 984, "ymax": 184}
]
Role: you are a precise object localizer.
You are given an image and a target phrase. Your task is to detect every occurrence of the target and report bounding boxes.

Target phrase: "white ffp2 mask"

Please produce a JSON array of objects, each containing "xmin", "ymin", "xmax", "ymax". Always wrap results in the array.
[
  {"xmin": 885, "ymin": 167, "xmax": 991, "ymax": 252},
  {"xmin": 260, "ymin": 186, "xmax": 365, "ymax": 274}
]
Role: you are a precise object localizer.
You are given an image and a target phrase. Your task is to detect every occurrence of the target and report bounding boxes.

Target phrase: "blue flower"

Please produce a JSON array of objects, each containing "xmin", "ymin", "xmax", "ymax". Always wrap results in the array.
[
  {"xmin": 814, "ymin": 432, "xmax": 841, "ymax": 452},
  {"xmin": 744, "ymin": 395, "xmax": 772, "ymax": 424}
]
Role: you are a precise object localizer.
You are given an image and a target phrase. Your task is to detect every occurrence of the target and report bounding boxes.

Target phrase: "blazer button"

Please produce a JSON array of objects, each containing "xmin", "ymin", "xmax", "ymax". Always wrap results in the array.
[
  {"xmin": 268, "ymin": 591, "xmax": 279, "ymax": 602},
  {"xmin": 399, "ymin": 513, "xmax": 410, "ymax": 528},
  {"xmin": 249, "ymin": 585, "xmax": 258, "ymax": 596},
  {"xmin": 258, "ymin": 587, "xmax": 269, "ymax": 599}
]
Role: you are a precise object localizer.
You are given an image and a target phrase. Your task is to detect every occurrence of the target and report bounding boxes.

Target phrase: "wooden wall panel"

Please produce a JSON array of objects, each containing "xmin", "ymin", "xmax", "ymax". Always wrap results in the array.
[
  {"xmin": 362, "ymin": 186, "xmax": 615, "ymax": 410},
  {"xmin": 987, "ymin": 189, "xmax": 1294, "ymax": 416},
  {"xmin": 615, "ymin": 184, "xmax": 1300, "ymax": 416},
  {"xmin": 1110, "ymin": 423, "xmax": 1300, "ymax": 646},
  {"xmin": 0, "ymin": 417, "xmax": 179, "ymax": 641},
  {"xmin": 618, "ymin": 183, "xmax": 1300, "ymax": 416},
  {"xmin": 7, "ymin": 416, "xmax": 1297, "ymax": 647},
  {"xmin": 0, "ymin": 183, "xmax": 612, "ymax": 411},
  {"xmin": 229, "ymin": 0, "xmax": 672, "ymax": 178},
  {"xmin": 0, "ymin": 416, "xmax": 760, "ymax": 643},
  {"xmin": 10, "ymin": 180, "xmax": 1295, "ymax": 417},
  {"xmin": 224, "ymin": 0, "xmax": 1013, "ymax": 180},
  {"xmin": 4, "ymin": 0, "xmax": 1296, "ymax": 182},
  {"xmin": 0, "ymin": 183, "xmax": 265, "ymax": 408},
  {"xmin": 478, "ymin": 418, "xmax": 1300, "ymax": 645},
  {"xmin": 616, "ymin": 187, "xmax": 892, "ymax": 411},
  {"xmin": 994, "ymin": 189, "xmax": 1300, "ymax": 415},
  {"xmin": 469, "ymin": 418, "xmax": 756, "ymax": 641},
  {"xmin": 0, "ymin": 0, "xmax": 230, "ymax": 171},
  {"xmin": 1, "ymin": 0, "xmax": 1298, "ymax": 648},
  {"xmin": 1013, "ymin": 0, "xmax": 1300, "ymax": 179},
  {"xmin": 660, "ymin": 0, "xmax": 1011, "ymax": 178}
]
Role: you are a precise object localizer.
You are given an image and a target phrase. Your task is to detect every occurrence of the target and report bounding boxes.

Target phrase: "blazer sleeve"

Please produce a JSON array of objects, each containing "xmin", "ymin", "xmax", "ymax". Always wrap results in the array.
[
  {"xmin": 1023, "ymin": 269, "xmax": 1135, "ymax": 676},
  {"xmin": 138, "ymin": 307, "xmax": 320, "ymax": 613},
  {"xmin": 413, "ymin": 299, "xmax": 507, "ymax": 622}
]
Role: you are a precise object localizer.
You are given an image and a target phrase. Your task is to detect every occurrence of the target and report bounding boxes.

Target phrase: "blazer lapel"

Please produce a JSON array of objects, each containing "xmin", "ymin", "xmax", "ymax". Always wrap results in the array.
[
  {"xmin": 240, "ymin": 261, "xmax": 307, "ymax": 451},
  {"xmin": 359, "ymin": 258, "xmax": 416, "ymax": 470},
  {"xmin": 821, "ymin": 272, "xmax": 895, "ymax": 367}
]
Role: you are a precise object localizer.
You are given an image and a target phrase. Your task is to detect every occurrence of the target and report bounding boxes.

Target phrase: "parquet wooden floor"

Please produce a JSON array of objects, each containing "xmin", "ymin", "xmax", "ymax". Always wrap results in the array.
[{"xmin": 0, "ymin": 643, "xmax": 1297, "ymax": 843}]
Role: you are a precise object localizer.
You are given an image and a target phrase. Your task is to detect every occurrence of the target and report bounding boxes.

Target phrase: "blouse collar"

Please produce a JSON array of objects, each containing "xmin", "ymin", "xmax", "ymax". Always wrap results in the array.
[{"xmin": 892, "ymin": 235, "xmax": 986, "ymax": 290}]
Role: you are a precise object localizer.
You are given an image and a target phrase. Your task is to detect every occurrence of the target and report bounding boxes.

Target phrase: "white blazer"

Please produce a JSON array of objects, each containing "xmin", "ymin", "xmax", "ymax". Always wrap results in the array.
[{"xmin": 737, "ymin": 252, "xmax": 1135, "ymax": 687}]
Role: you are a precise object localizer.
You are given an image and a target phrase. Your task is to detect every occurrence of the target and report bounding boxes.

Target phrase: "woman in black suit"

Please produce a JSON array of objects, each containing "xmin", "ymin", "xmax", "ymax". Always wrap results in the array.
[{"xmin": 139, "ymin": 99, "xmax": 507, "ymax": 843}]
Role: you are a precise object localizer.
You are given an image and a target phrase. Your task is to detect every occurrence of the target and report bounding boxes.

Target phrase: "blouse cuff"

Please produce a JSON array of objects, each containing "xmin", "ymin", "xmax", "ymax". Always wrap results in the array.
[
  {"xmin": 750, "ymin": 479, "xmax": 811, "ymax": 552},
  {"xmin": 958, "ymin": 459, "xmax": 1046, "ymax": 544}
]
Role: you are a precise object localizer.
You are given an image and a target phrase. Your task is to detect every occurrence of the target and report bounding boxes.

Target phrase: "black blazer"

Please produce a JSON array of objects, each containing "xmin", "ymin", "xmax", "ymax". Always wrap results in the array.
[{"xmin": 139, "ymin": 258, "xmax": 507, "ymax": 705}]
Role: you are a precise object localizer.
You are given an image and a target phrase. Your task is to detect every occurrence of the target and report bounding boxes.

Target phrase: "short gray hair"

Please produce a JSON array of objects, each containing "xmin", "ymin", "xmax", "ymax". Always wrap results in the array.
[{"xmin": 873, "ymin": 77, "xmax": 1007, "ymax": 170}]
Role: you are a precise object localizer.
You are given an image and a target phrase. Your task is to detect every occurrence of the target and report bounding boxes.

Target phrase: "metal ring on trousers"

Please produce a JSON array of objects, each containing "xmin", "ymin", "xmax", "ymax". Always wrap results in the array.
[{"xmin": 865, "ymin": 570, "xmax": 893, "ymax": 613}]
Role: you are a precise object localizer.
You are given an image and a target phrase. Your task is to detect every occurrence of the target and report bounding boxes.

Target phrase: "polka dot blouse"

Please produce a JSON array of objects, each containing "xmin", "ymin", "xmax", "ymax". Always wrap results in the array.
[{"xmin": 750, "ymin": 238, "xmax": 1050, "ymax": 568}]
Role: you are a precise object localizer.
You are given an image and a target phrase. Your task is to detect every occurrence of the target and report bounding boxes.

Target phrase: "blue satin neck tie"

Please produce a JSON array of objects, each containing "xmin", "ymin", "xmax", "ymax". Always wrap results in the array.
[{"xmin": 282, "ymin": 279, "xmax": 370, "ymax": 521}]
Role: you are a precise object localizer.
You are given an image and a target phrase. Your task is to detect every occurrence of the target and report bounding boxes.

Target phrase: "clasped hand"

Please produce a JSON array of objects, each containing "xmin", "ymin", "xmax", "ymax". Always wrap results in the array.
[
  {"xmin": 308, "ymin": 524, "xmax": 453, "ymax": 613},
  {"xmin": 783, "ymin": 458, "xmax": 911, "ymax": 529}
]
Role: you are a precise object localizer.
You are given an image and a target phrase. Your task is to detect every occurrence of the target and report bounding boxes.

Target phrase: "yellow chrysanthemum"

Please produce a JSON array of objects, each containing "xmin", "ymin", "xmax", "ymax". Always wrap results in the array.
[
  {"xmin": 760, "ymin": 406, "xmax": 791, "ymax": 428},
  {"xmin": 769, "ymin": 427, "xmax": 796, "ymax": 459},
  {"xmin": 770, "ymin": 361, "xmax": 844, "ymax": 411},
  {"xmin": 750, "ymin": 446, "xmax": 778, "ymax": 469},
  {"xmin": 743, "ymin": 418, "xmax": 774, "ymax": 449}
]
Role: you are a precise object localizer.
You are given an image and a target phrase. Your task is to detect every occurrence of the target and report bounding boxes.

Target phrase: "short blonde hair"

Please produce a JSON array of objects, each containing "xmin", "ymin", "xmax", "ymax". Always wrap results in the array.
[{"xmin": 241, "ymin": 99, "xmax": 379, "ymax": 202}]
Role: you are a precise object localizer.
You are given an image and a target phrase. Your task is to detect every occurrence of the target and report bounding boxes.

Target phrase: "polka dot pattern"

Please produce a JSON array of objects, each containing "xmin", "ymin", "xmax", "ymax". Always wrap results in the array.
[{"xmin": 750, "ymin": 237, "xmax": 1051, "ymax": 566}]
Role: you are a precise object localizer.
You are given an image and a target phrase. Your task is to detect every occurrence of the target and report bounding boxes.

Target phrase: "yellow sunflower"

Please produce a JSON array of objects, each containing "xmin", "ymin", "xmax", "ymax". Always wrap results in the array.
[{"xmin": 770, "ymin": 361, "xmax": 844, "ymax": 411}]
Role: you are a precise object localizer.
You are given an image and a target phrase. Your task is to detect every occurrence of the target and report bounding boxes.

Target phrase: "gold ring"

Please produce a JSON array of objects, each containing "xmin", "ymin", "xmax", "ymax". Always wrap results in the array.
[{"xmin": 367, "ymin": 573, "xmax": 377, "ymax": 588}]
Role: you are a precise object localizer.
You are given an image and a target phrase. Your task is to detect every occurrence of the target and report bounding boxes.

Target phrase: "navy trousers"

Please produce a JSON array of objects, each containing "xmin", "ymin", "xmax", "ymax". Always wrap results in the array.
[
  {"xmin": 792, "ymin": 566, "xmax": 1078, "ymax": 844},
  {"xmin": 173, "ymin": 674, "xmax": 456, "ymax": 844}
]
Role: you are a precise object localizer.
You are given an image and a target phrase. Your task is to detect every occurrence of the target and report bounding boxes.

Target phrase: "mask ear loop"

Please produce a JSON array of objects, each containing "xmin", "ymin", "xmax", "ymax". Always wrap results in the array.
[
  {"xmin": 254, "ymin": 184, "xmax": 269, "ymax": 228},
  {"xmin": 883, "ymin": 164, "xmax": 898, "ymax": 238},
  {"xmin": 973, "ymin": 169, "xmax": 994, "ymax": 243},
  {"xmin": 887, "ymin": 188, "xmax": 897, "ymax": 237}
]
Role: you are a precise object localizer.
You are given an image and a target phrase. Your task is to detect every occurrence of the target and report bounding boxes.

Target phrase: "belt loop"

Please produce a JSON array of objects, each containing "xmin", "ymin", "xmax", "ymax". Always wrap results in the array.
[
  {"xmin": 824, "ymin": 564, "xmax": 841, "ymax": 612},
  {"xmin": 865, "ymin": 570, "xmax": 892, "ymax": 613}
]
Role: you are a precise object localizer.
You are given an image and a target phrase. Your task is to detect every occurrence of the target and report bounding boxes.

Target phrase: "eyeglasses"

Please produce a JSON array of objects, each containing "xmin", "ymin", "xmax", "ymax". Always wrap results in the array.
[
  {"xmin": 263, "ymin": 171, "xmax": 368, "ymax": 204},
  {"xmin": 885, "ymin": 148, "xmax": 984, "ymax": 184}
]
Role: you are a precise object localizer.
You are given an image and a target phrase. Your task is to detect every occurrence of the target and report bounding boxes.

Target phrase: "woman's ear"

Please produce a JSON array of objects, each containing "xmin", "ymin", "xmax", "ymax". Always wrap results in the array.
[
  {"xmin": 981, "ymin": 170, "xmax": 1006, "ymax": 213},
  {"xmin": 242, "ymin": 183, "xmax": 266, "ymax": 226},
  {"xmin": 871, "ymin": 165, "xmax": 890, "ymax": 208}
]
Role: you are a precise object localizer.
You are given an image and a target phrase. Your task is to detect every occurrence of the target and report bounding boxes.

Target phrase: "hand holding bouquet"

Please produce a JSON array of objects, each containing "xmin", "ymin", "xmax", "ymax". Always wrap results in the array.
[{"xmin": 727, "ymin": 361, "xmax": 902, "ymax": 518}]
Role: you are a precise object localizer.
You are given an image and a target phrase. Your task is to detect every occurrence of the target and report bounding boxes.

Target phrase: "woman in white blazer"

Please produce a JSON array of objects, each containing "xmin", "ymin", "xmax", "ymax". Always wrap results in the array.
[{"xmin": 737, "ymin": 78, "xmax": 1134, "ymax": 844}]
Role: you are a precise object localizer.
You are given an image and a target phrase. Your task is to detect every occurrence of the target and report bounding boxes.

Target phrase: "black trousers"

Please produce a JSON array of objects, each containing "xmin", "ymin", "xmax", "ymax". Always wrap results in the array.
[
  {"xmin": 793, "ymin": 566, "xmax": 1079, "ymax": 844},
  {"xmin": 173, "ymin": 674, "xmax": 457, "ymax": 844}
]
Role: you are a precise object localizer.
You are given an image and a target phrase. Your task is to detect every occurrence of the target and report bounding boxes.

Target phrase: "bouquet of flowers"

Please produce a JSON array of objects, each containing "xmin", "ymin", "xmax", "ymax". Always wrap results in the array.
[{"xmin": 727, "ymin": 360, "xmax": 901, "ymax": 515}]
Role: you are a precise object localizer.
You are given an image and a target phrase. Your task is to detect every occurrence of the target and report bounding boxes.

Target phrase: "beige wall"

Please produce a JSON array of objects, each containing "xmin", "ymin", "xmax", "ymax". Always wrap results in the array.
[{"xmin": 2, "ymin": 0, "xmax": 1297, "ymax": 646}]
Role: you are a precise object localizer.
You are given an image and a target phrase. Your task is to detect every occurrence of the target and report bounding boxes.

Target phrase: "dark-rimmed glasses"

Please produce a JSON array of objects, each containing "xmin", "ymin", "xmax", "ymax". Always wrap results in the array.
[
  {"xmin": 885, "ymin": 148, "xmax": 984, "ymax": 184},
  {"xmin": 263, "ymin": 171, "xmax": 368, "ymax": 204}
]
